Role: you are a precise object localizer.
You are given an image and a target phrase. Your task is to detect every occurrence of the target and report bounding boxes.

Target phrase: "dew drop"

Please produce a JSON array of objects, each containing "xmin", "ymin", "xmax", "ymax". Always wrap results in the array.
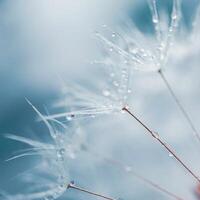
[
  {"xmin": 127, "ymin": 89, "xmax": 132, "ymax": 94},
  {"xmin": 122, "ymin": 68, "xmax": 127, "ymax": 74},
  {"xmin": 66, "ymin": 116, "xmax": 72, "ymax": 121},
  {"xmin": 109, "ymin": 47, "xmax": 113, "ymax": 52},
  {"xmin": 110, "ymin": 72, "xmax": 115, "ymax": 77},
  {"xmin": 169, "ymin": 27, "xmax": 173, "ymax": 32},
  {"xmin": 140, "ymin": 48, "xmax": 145, "ymax": 53},
  {"xmin": 153, "ymin": 131, "xmax": 160, "ymax": 139},
  {"xmin": 113, "ymin": 81, "xmax": 119, "ymax": 87},
  {"xmin": 152, "ymin": 17, "xmax": 158, "ymax": 24},
  {"xmin": 130, "ymin": 48, "xmax": 138, "ymax": 54},
  {"xmin": 59, "ymin": 148, "xmax": 65, "ymax": 156},
  {"xmin": 124, "ymin": 60, "xmax": 128, "ymax": 64},
  {"xmin": 172, "ymin": 14, "xmax": 177, "ymax": 20},
  {"xmin": 169, "ymin": 153, "xmax": 174, "ymax": 157},
  {"xmin": 125, "ymin": 166, "xmax": 132, "ymax": 172},
  {"xmin": 112, "ymin": 32, "xmax": 116, "ymax": 38},
  {"xmin": 57, "ymin": 148, "xmax": 65, "ymax": 161},
  {"xmin": 102, "ymin": 89, "xmax": 110, "ymax": 97}
]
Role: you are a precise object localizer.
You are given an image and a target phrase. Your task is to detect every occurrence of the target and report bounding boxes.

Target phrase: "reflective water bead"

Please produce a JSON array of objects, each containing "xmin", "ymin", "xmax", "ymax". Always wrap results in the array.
[
  {"xmin": 102, "ymin": 89, "xmax": 110, "ymax": 97},
  {"xmin": 113, "ymin": 81, "xmax": 119, "ymax": 87},
  {"xmin": 66, "ymin": 116, "xmax": 72, "ymax": 121},
  {"xmin": 127, "ymin": 89, "xmax": 132, "ymax": 94},
  {"xmin": 57, "ymin": 148, "xmax": 65, "ymax": 161},
  {"xmin": 111, "ymin": 32, "xmax": 116, "ymax": 38},
  {"xmin": 125, "ymin": 165, "xmax": 132, "ymax": 172},
  {"xmin": 169, "ymin": 153, "xmax": 174, "ymax": 157},
  {"xmin": 110, "ymin": 72, "xmax": 115, "ymax": 77},
  {"xmin": 152, "ymin": 17, "xmax": 158, "ymax": 24},
  {"xmin": 172, "ymin": 14, "xmax": 177, "ymax": 20},
  {"xmin": 59, "ymin": 148, "xmax": 65, "ymax": 156},
  {"xmin": 109, "ymin": 47, "xmax": 113, "ymax": 52},
  {"xmin": 153, "ymin": 131, "xmax": 160, "ymax": 139}
]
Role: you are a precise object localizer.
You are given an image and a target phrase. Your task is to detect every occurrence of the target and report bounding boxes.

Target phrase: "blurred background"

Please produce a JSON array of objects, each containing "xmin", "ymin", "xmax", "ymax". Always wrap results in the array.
[{"xmin": 0, "ymin": 0, "xmax": 200, "ymax": 199}]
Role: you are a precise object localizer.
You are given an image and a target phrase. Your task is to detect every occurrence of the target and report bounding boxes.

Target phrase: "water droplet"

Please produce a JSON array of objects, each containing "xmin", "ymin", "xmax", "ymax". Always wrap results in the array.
[
  {"xmin": 112, "ymin": 32, "xmax": 116, "ymax": 38},
  {"xmin": 152, "ymin": 17, "xmax": 158, "ymax": 24},
  {"xmin": 125, "ymin": 166, "xmax": 132, "ymax": 172},
  {"xmin": 59, "ymin": 148, "xmax": 65, "ymax": 156},
  {"xmin": 153, "ymin": 131, "xmax": 160, "ymax": 139},
  {"xmin": 124, "ymin": 60, "xmax": 128, "ymax": 64},
  {"xmin": 110, "ymin": 73, "xmax": 115, "ymax": 77},
  {"xmin": 102, "ymin": 90, "xmax": 110, "ymax": 97},
  {"xmin": 109, "ymin": 47, "xmax": 113, "ymax": 52},
  {"xmin": 66, "ymin": 116, "xmax": 72, "ymax": 121},
  {"xmin": 130, "ymin": 47, "xmax": 138, "ymax": 54},
  {"xmin": 172, "ymin": 14, "xmax": 177, "ymax": 20},
  {"xmin": 160, "ymin": 54, "xmax": 164, "ymax": 61},
  {"xmin": 57, "ymin": 148, "xmax": 65, "ymax": 161},
  {"xmin": 140, "ymin": 48, "xmax": 145, "ymax": 53},
  {"xmin": 122, "ymin": 68, "xmax": 127, "ymax": 74},
  {"xmin": 169, "ymin": 153, "xmax": 174, "ymax": 157},
  {"xmin": 169, "ymin": 27, "xmax": 173, "ymax": 32},
  {"xmin": 127, "ymin": 89, "xmax": 132, "ymax": 94},
  {"xmin": 113, "ymin": 81, "xmax": 119, "ymax": 87}
]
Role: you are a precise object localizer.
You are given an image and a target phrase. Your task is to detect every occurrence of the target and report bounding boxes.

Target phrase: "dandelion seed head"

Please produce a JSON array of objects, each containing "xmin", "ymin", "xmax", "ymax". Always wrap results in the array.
[
  {"xmin": 94, "ymin": 0, "xmax": 182, "ymax": 73},
  {"xmin": 5, "ymin": 103, "xmax": 87, "ymax": 200}
]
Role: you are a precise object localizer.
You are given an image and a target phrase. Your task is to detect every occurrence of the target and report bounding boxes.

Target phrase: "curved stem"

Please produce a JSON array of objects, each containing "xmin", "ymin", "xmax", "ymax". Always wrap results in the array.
[
  {"xmin": 122, "ymin": 106, "xmax": 200, "ymax": 184},
  {"xmin": 83, "ymin": 146, "xmax": 185, "ymax": 200}
]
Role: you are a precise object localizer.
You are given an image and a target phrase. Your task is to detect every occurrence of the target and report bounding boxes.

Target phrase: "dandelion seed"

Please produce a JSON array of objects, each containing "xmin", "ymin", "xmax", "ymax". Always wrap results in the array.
[
  {"xmin": 5, "ymin": 101, "xmax": 88, "ymax": 200},
  {"xmin": 95, "ymin": 0, "xmax": 200, "ymax": 145}
]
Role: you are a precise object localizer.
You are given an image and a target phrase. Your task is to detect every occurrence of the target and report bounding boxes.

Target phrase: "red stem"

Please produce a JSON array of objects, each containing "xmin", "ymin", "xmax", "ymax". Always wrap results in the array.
[
  {"xmin": 102, "ymin": 157, "xmax": 185, "ymax": 200},
  {"xmin": 122, "ymin": 106, "xmax": 200, "ymax": 184},
  {"xmin": 67, "ymin": 183, "xmax": 116, "ymax": 200}
]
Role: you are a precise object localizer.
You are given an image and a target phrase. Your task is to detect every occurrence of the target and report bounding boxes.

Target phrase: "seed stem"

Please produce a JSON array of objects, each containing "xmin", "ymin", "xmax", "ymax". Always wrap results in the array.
[
  {"xmin": 158, "ymin": 69, "xmax": 200, "ymax": 143},
  {"xmin": 83, "ymin": 147, "xmax": 185, "ymax": 200},
  {"xmin": 102, "ymin": 157, "xmax": 185, "ymax": 200},
  {"xmin": 67, "ymin": 182, "xmax": 116, "ymax": 200},
  {"xmin": 122, "ymin": 106, "xmax": 200, "ymax": 184}
]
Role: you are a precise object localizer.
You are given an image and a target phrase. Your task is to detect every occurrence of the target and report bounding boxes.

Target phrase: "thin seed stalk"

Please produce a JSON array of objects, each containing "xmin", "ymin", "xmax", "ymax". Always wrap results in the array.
[
  {"xmin": 122, "ymin": 106, "xmax": 200, "ymax": 184},
  {"xmin": 84, "ymin": 148, "xmax": 184, "ymax": 200},
  {"xmin": 158, "ymin": 69, "xmax": 200, "ymax": 143},
  {"xmin": 67, "ymin": 182, "xmax": 116, "ymax": 200},
  {"xmin": 102, "ymin": 157, "xmax": 185, "ymax": 200}
]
